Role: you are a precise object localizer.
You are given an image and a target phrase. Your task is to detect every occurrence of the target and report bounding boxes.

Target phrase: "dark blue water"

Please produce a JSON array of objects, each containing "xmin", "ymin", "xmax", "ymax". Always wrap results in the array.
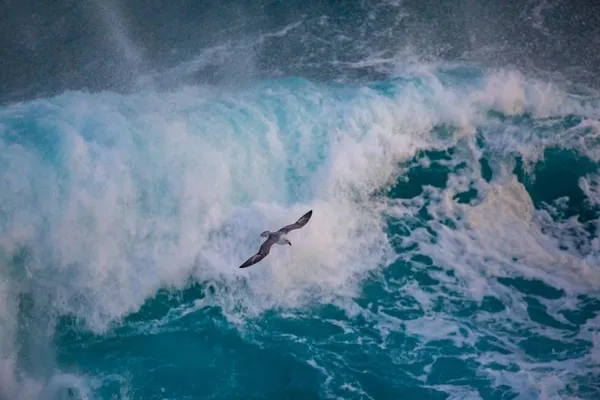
[{"xmin": 1, "ymin": 1, "xmax": 600, "ymax": 400}]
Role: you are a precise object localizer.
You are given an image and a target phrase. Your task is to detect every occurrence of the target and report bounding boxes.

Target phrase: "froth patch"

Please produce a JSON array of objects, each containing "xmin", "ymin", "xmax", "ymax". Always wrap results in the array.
[
  {"xmin": 579, "ymin": 173, "xmax": 600, "ymax": 207},
  {"xmin": 470, "ymin": 69, "xmax": 593, "ymax": 118},
  {"xmin": 463, "ymin": 178, "xmax": 534, "ymax": 229},
  {"xmin": 417, "ymin": 177, "xmax": 600, "ymax": 292}
]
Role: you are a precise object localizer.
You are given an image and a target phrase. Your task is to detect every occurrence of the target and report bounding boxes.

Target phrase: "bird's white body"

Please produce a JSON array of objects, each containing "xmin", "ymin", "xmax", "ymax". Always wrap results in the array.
[
  {"xmin": 261, "ymin": 231, "xmax": 291, "ymax": 245},
  {"xmin": 275, "ymin": 234, "xmax": 290, "ymax": 245}
]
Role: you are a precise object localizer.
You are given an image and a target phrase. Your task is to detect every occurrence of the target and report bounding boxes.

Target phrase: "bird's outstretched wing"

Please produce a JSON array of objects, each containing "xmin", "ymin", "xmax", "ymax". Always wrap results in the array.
[
  {"xmin": 277, "ymin": 210, "xmax": 313, "ymax": 234},
  {"xmin": 238, "ymin": 235, "xmax": 277, "ymax": 268}
]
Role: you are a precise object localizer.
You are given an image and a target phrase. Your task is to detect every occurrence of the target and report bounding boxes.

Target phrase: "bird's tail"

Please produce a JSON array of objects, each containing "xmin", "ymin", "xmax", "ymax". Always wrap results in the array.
[{"xmin": 260, "ymin": 231, "xmax": 271, "ymax": 238}]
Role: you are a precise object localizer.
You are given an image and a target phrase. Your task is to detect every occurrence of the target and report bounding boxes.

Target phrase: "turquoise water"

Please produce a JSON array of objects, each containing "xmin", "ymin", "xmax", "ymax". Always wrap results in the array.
[{"xmin": 1, "ymin": 68, "xmax": 600, "ymax": 400}]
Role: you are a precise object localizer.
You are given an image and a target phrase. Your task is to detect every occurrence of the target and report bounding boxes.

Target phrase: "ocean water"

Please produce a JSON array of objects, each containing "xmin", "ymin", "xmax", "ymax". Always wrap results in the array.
[{"xmin": 1, "ymin": 1, "xmax": 600, "ymax": 400}]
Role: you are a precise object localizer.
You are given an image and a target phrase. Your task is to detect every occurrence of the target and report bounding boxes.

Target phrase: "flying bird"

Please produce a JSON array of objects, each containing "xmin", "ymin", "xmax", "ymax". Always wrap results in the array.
[{"xmin": 238, "ymin": 210, "xmax": 313, "ymax": 269}]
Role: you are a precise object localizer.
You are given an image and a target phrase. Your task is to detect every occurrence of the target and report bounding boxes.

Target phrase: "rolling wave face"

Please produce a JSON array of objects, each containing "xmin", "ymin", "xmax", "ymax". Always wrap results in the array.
[{"xmin": 0, "ymin": 67, "xmax": 599, "ymax": 399}]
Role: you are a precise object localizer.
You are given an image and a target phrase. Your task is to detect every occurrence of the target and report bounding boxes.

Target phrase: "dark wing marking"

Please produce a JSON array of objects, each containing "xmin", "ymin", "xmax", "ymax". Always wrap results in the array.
[
  {"xmin": 238, "ymin": 235, "xmax": 277, "ymax": 268},
  {"xmin": 277, "ymin": 210, "xmax": 313, "ymax": 234},
  {"xmin": 238, "ymin": 252, "xmax": 267, "ymax": 269}
]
